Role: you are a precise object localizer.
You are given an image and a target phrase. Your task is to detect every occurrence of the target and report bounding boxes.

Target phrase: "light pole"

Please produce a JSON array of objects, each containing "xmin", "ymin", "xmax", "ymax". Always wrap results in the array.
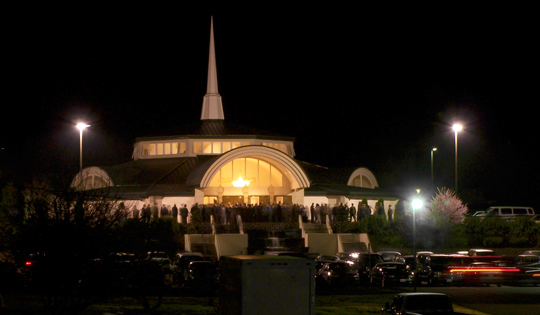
[
  {"xmin": 430, "ymin": 148, "xmax": 437, "ymax": 188},
  {"xmin": 76, "ymin": 123, "xmax": 90, "ymax": 171},
  {"xmin": 411, "ymin": 195, "xmax": 424, "ymax": 292},
  {"xmin": 452, "ymin": 124, "xmax": 462, "ymax": 193}
]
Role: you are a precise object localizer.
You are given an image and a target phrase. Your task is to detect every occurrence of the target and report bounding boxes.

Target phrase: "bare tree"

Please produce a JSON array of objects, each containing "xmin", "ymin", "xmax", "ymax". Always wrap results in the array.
[{"xmin": 3, "ymin": 174, "xmax": 165, "ymax": 314}]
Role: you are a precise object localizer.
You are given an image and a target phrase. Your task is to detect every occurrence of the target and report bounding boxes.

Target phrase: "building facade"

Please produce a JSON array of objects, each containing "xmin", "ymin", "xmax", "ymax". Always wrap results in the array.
[{"xmin": 71, "ymin": 18, "xmax": 399, "ymax": 220}]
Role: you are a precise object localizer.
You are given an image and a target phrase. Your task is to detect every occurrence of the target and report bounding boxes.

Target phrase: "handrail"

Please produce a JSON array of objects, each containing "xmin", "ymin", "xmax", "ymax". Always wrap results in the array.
[{"xmin": 237, "ymin": 215, "xmax": 244, "ymax": 234}]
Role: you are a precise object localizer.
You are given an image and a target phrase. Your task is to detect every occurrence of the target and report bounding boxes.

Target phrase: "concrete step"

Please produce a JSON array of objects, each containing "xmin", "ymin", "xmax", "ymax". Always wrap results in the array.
[{"xmin": 303, "ymin": 223, "xmax": 330, "ymax": 233}]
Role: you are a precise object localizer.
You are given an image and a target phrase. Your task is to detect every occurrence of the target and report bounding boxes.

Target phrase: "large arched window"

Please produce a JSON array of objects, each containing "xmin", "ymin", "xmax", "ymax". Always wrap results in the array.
[
  {"xmin": 351, "ymin": 175, "xmax": 373, "ymax": 188},
  {"xmin": 348, "ymin": 167, "xmax": 379, "ymax": 189},
  {"xmin": 71, "ymin": 167, "xmax": 113, "ymax": 191},
  {"xmin": 208, "ymin": 158, "xmax": 283, "ymax": 187}
]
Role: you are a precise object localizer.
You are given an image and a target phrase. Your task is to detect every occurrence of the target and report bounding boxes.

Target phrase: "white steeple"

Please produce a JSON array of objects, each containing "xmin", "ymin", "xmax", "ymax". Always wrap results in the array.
[{"xmin": 201, "ymin": 16, "xmax": 224, "ymax": 120}]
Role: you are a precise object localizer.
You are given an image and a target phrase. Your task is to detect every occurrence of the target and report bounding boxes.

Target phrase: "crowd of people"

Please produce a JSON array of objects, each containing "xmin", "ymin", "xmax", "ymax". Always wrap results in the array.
[{"xmin": 130, "ymin": 201, "xmax": 393, "ymax": 225}]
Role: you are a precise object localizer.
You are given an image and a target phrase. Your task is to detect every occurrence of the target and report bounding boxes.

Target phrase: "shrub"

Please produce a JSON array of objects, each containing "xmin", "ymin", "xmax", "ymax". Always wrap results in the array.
[
  {"xmin": 483, "ymin": 236, "xmax": 504, "ymax": 248},
  {"xmin": 429, "ymin": 188, "xmax": 468, "ymax": 223},
  {"xmin": 508, "ymin": 236, "xmax": 530, "ymax": 247}
]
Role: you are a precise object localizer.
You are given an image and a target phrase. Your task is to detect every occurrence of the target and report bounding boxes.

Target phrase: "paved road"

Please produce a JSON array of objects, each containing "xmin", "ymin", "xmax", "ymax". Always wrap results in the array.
[{"xmin": 412, "ymin": 285, "xmax": 540, "ymax": 315}]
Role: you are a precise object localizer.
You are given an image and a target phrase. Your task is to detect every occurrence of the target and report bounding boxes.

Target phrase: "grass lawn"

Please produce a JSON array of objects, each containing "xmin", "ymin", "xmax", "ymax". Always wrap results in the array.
[
  {"xmin": 0, "ymin": 289, "xmax": 400, "ymax": 315},
  {"xmin": 1, "ymin": 287, "xmax": 489, "ymax": 315}
]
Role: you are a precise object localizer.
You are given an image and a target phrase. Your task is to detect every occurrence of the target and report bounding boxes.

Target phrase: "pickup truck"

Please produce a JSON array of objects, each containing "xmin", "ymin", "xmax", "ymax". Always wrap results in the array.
[{"xmin": 381, "ymin": 292, "xmax": 469, "ymax": 315}]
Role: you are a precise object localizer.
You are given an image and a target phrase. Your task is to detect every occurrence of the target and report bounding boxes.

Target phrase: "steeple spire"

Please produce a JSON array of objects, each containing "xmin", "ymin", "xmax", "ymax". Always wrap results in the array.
[{"xmin": 201, "ymin": 16, "xmax": 224, "ymax": 120}]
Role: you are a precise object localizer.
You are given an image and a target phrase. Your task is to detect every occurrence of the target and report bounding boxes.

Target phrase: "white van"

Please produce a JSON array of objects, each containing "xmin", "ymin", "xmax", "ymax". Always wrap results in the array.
[{"xmin": 479, "ymin": 206, "xmax": 535, "ymax": 219}]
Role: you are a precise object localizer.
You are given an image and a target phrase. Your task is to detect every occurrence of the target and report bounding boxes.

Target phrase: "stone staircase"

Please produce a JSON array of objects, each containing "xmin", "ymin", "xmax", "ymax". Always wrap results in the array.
[{"xmin": 302, "ymin": 222, "xmax": 330, "ymax": 234}]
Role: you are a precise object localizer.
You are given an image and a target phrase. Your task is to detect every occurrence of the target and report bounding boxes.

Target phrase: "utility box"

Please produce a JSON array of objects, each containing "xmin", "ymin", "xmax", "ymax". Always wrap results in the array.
[{"xmin": 219, "ymin": 255, "xmax": 315, "ymax": 315}]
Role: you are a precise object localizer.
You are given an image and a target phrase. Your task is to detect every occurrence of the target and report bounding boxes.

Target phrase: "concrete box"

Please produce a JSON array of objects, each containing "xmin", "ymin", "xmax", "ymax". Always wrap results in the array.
[{"xmin": 219, "ymin": 255, "xmax": 315, "ymax": 315}]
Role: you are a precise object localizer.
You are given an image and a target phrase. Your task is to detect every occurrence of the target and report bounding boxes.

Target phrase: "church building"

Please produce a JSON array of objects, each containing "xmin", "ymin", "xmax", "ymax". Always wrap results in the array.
[{"xmin": 71, "ymin": 18, "xmax": 399, "ymax": 219}]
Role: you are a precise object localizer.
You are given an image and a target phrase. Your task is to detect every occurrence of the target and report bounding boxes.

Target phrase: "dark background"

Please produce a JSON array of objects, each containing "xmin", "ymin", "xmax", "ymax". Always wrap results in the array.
[{"xmin": 1, "ymin": 2, "xmax": 538, "ymax": 210}]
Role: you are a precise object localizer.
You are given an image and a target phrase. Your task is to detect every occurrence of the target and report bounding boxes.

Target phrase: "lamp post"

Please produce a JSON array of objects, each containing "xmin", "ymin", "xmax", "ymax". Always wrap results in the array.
[
  {"xmin": 452, "ymin": 124, "xmax": 462, "ymax": 193},
  {"xmin": 76, "ymin": 123, "xmax": 90, "ymax": 171},
  {"xmin": 430, "ymin": 148, "xmax": 437, "ymax": 188},
  {"xmin": 411, "ymin": 195, "xmax": 423, "ymax": 292}
]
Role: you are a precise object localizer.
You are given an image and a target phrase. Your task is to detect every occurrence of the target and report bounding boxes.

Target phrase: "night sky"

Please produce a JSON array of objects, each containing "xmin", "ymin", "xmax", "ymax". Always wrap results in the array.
[{"xmin": 2, "ymin": 2, "xmax": 539, "ymax": 210}]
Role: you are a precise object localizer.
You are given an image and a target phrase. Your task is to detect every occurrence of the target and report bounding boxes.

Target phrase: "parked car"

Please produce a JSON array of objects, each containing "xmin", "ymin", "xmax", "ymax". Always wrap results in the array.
[
  {"xmin": 174, "ymin": 252, "xmax": 205, "ymax": 284},
  {"xmin": 509, "ymin": 265, "xmax": 540, "ymax": 286},
  {"xmin": 515, "ymin": 255, "xmax": 540, "ymax": 265},
  {"xmin": 315, "ymin": 259, "xmax": 334, "ymax": 277},
  {"xmin": 148, "ymin": 251, "xmax": 172, "ymax": 268},
  {"xmin": 468, "ymin": 248, "xmax": 495, "ymax": 256},
  {"xmin": 316, "ymin": 254, "xmax": 339, "ymax": 262},
  {"xmin": 316, "ymin": 260, "xmax": 360, "ymax": 286},
  {"xmin": 347, "ymin": 252, "xmax": 384, "ymax": 283},
  {"xmin": 476, "ymin": 206, "xmax": 535, "ymax": 220},
  {"xmin": 420, "ymin": 254, "xmax": 456, "ymax": 285},
  {"xmin": 381, "ymin": 292, "xmax": 469, "ymax": 314},
  {"xmin": 182, "ymin": 261, "xmax": 219, "ymax": 290},
  {"xmin": 370, "ymin": 262, "xmax": 415, "ymax": 287},
  {"xmin": 378, "ymin": 251, "xmax": 402, "ymax": 262},
  {"xmin": 522, "ymin": 250, "xmax": 540, "ymax": 256}
]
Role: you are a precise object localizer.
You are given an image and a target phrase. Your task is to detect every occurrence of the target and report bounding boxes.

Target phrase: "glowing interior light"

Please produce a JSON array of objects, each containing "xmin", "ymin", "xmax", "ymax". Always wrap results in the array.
[{"xmin": 232, "ymin": 176, "xmax": 250, "ymax": 187}]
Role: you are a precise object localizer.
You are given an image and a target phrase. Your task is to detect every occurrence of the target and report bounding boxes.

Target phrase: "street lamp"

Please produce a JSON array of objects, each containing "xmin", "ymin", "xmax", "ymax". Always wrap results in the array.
[
  {"xmin": 76, "ymin": 123, "xmax": 90, "ymax": 171},
  {"xmin": 452, "ymin": 124, "xmax": 462, "ymax": 193},
  {"xmin": 430, "ymin": 148, "xmax": 437, "ymax": 188},
  {"xmin": 411, "ymin": 195, "xmax": 424, "ymax": 292}
]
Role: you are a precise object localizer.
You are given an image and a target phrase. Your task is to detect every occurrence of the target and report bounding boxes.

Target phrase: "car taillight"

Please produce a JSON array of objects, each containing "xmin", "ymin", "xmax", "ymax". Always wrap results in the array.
[
  {"xmin": 450, "ymin": 268, "xmax": 520, "ymax": 273},
  {"xmin": 25, "ymin": 261, "xmax": 33, "ymax": 266}
]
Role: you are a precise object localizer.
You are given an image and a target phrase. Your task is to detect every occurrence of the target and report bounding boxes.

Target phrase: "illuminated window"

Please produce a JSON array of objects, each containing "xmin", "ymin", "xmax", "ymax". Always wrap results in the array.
[
  {"xmin": 209, "ymin": 170, "xmax": 221, "ymax": 187},
  {"xmin": 204, "ymin": 196, "xmax": 218, "ymax": 205},
  {"xmin": 232, "ymin": 142, "xmax": 240, "ymax": 149},
  {"xmin": 203, "ymin": 142, "xmax": 212, "ymax": 153},
  {"xmin": 271, "ymin": 164, "xmax": 282, "ymax": 186},
  {"xmin": 148, "ymin": 144, "xmax": 156, "ymax": 155},
  {"xmin": 242, "ymin": 142, "xmax": 250, "ymax": 147},
  {"xmin": 221, "ymin": 162, "xmax": 233, "ymax": 186},
  {"xmin": 213, "ymin": 142, "xmax": 221, "ymax": 153},
  {"xmin": 362, "ymin": 176, "xmax": 372, "ymax": 188},
  {"xmin": 172, "ymin": 143, "xmax": 179, "ymax": 154},
  {"xmin": 223, "ymin": 142, "xmax": 231, "ymax": 152},
  {"xmin": 179, "ymin": 142, "xmax": 186, "ymax": 153},
  {"xmin": 83, "ymin": 175, "xmax": 109, "ymax": 190},
  {"xmin": 209, "ymin": 158, "xmax": 283, "ymax": 188},
  {"xmin": 194, "ymin": 142, "xmax": 202, "ymax": 153},
  {"xmin": 259, "ymin": 160, "xmax": 271, "ymax": 186},
  {"xmin": 142, "ymin": 144, "xmax": 149, "ymax": 155},
  {"xmin": 164, "ymin": 143, "xmax": 171, "ymax": 154},
  {"xmin": 245, "ymin": 158, "xmax": 258, "ymax": 186},
  {"xmin": 233, "ymin": 159, "xmax": 245, "ymax": 183}
]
